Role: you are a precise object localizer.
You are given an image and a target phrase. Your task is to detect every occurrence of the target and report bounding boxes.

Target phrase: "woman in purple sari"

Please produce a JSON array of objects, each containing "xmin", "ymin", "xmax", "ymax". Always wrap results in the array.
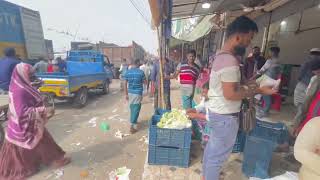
[{"xmin": 0, "ymin": 63, "xmax": 70, "ymax": 179}]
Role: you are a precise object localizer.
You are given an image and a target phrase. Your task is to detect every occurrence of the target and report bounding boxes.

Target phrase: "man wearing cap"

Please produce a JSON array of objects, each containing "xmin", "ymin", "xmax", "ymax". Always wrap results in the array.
[
  {"xmin": 293, "ymin": 48, "xmax": 320, "ymax": 127},
  {"xmin": 0, "ymin": 48, "xmax": 20, "ymax": 92}
]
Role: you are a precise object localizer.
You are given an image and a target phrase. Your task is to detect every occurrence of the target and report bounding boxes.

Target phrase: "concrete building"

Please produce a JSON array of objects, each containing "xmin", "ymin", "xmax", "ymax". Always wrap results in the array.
[
  {"xmin": 45, "ymin": 39, "xmax": 54, "ymax": 59},
  {"xmin": 101, "ymin": 41, "xmax": 146, "ymax": 68}
]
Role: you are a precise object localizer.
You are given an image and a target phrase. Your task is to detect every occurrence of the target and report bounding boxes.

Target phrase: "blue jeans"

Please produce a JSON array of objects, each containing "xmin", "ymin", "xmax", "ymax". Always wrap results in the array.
[
  {"xmin": 262, "ymin": 95, "xmax": 272, "ymax": 114},
  {"xmin": 203, "ymin": 112, "xmax": 239, "ymax": 180}
]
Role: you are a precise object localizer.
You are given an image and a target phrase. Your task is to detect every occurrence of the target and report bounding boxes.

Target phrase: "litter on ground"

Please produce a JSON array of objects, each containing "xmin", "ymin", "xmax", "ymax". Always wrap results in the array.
[
  {"xmin": 139, "ymin": 135, "xmax": 148, "ymax": 144},
  {"xmin": 88, "ymin": 117, "xmax": 97, "ymax": 127},
  {"xmin": 100, "ymin": 122, "xmax": 110, "ymax": 132},
  {"xmin": 108, "ymin": 114, "xmax": 120, "ymax": 120},
  {"xmin": 45, "ymin": 169, "xmax": 64, "ymax": 179},
  {"xmin": 115, "ymin": 130, "xmax": 130, "ymax": 139},
  {"xmin": 249, "ymin": 171, "xmax": 298, "ymax": 180},
  {"xmin": 109, "ymin": 166, "xmax": 131, "ymax": 180},
  {"xmin": 80, "ymin": 170, "xmax": 89, "ymax": 178}
]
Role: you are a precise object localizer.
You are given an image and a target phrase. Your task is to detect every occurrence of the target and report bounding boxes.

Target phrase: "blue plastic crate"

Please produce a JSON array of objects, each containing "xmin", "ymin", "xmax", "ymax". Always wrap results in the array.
[
  {"xmin": 148, "ymin": 145, "xmax": 190, "ymax": 168},
  {"xmin": 242, "ymin": 135, "xmax": 277, "ymax": 179},
  {"xmin": 154, "ymin": 108, "xmax": 170, "ymax": 116},
  {"xmin": 249, "ymin": 120, "xmax": 285, "ymax": 143},
  {"xmin": 149, "ymin": 115, "xmax": 192, "ymax": 148},
  {"xmin": 232, "ymin": 131, "xmax": 247, "ymax": 153}
]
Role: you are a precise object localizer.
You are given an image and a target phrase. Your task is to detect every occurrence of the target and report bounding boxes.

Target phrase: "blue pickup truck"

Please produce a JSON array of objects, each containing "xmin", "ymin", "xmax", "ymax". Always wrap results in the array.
[{"xmin": 37, "ymin": 51, "xmax": 113, "ymax": 108}]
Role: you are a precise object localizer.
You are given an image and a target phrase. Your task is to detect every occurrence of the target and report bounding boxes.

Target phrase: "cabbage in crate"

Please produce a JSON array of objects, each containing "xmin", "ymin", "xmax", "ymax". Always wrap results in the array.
[{"xmin": 157, "ymin": 109, "xmax": 192, "ymax": 129}]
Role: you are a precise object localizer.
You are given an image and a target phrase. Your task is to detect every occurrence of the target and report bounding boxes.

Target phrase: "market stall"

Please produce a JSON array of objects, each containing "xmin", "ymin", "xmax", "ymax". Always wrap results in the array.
[{"xmin": 146, "ymin": 0, "xmax": 304, "ymax": 179}]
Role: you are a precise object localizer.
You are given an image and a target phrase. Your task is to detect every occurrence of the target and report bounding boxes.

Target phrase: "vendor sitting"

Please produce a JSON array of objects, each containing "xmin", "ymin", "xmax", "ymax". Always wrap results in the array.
[
  {"xmin": 294, "ymin": 117, "xmax": 320, "ymax": 180},
  {"xmin": 186, "ymin": 82, "xmax": 211, "ymax": 149}
]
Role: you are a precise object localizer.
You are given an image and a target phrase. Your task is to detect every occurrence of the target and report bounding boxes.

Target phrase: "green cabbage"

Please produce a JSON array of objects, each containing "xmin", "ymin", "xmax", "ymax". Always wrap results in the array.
[{"xmin": 157, "ymin": 109, "xmax": 192, "ymax": 129}]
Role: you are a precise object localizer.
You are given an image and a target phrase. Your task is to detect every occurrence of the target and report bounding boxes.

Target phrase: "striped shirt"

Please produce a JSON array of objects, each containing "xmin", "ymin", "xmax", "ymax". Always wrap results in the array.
[
  {"xmin": 124, "ymin": 67, "xmax": 146, "ymax": 95},
  {"xmin": 177, "ymin": 63, "xmax": 200, "ymax": 85}
]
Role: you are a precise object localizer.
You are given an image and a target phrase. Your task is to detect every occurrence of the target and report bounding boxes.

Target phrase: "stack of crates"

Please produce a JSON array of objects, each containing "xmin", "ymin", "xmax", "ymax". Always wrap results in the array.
[
  {"xmin": 148, "ymin": 110, "xmax": 192, "ymax": 168},
  {"xmin": 242, "ymin": 135, "xmax": 277, "ymax": 179},
  {"xmin": 232, "ymin": 131, "xmax": 247, "ymax": 153},
  {"xmin": 242, "ymin": 120, "xmax": 286, "ymax": 178}
]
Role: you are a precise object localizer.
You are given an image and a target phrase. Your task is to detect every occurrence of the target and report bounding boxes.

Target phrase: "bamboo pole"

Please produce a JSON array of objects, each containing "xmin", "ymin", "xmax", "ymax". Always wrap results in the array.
[{"xmin": 160, "ymin": 22, "xmax": 166, "ymax": 109}]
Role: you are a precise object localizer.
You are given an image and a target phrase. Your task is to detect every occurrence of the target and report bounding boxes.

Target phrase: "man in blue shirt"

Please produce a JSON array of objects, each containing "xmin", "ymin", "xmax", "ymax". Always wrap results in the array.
[
  {"xmin": 0, "ymin": 48, "xmax": 20, "ymax": 91},
  {"xmin": 124, "ymin": 59, "xmax": 146, "ymax": 134},
  {"xmin": 56, "ymin": 57, "xmax": 66, "ymax": 72},
  {"xmin": 151, "ymin": 58, "xmax": 173, "ymax": 111}
]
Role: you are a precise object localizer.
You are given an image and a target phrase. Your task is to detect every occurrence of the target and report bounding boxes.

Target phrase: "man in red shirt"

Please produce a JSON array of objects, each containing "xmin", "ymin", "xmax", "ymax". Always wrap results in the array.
[{"xmin": 172, "ymin": 49, "xmax": 200, "ymax": 109}]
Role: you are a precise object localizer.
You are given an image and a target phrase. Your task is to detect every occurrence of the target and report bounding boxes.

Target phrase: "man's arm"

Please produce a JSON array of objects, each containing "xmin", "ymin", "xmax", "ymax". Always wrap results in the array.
[
  {"xmin": 171, "ymin": 63, "xmax": 181, "ymax": 79},
  {"xmin": 222, "ymin": 82, "xmax": 248, "ymax": 101},
  {"xmin": 124, "ymin": 80, "xmax": 129, "ymax": 100},
  {"xmin": 298, "ymin": 62, "xmax": 308, "ymax": 81},
  {"xmin": 257, "ymin": 59, "xmax": 272, "ymax": 75},
  {"xmin": 32, "ymin": 63, "xmax": 39, "ymax": 72},
  {"xmin": 142, "ymin": 73, "xmax": 147, "ymax": 85}
]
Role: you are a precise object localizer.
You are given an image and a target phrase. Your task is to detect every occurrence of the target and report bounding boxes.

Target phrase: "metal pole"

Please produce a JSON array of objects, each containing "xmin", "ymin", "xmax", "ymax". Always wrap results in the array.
[{"xmin": 263, "ymin": 11, "xmax": 273, "ymax": 57}]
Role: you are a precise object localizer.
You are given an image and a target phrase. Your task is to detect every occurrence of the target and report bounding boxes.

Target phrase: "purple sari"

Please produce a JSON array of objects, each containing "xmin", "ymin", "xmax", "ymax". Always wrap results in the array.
[{"xmin": 5, "ymin": 63, "xmax": 47, "ymax": 149}]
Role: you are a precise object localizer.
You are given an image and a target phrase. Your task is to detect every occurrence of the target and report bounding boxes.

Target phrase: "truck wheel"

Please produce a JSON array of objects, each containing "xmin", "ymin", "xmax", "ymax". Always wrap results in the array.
[
  {"xmin": 102, "ymin": 80, "xmax": 110, "ymax": 95},
  {"xmin": 74, "ymin": 87, "xmax": 88, "ymax": 108}
]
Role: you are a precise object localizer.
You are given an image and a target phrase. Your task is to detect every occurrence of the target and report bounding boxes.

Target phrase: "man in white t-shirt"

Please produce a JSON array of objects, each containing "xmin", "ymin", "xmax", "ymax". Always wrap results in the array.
[{"xmin": 202, "ymin": 16, "xmax": 277, "ymax": 180}]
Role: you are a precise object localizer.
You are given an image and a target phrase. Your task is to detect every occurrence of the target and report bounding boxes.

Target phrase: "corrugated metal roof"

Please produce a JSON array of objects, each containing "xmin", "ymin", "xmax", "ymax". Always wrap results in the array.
[{"xmin": 172, "ymin": 0, "xmax": 272, "ymax": 18}]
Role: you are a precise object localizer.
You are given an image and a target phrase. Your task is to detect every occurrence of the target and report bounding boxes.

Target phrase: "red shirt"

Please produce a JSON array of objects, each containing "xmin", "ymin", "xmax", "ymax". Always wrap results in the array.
[
  {"xmin": 47, "ymin": 65, "xmax": 53, "ymax": 72},
  {"xmin": 178, "ymin": 63, "xmax": 200, "ymax": 85}
]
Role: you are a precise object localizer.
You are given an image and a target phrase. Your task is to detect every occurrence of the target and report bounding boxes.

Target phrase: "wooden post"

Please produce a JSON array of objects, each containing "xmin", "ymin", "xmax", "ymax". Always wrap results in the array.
[{"xmin": 263, "ymin": 12, "xmax": 273, "ymax": 57}]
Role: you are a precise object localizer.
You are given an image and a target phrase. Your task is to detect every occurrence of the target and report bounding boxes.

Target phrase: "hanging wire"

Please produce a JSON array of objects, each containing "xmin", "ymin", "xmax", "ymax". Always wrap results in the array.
[{"xmin": 128, "ymin": 0, "xmax": 152, "ymax": 26}]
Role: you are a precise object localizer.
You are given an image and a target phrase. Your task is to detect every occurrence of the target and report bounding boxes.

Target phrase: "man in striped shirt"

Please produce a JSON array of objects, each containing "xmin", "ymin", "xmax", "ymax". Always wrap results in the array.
[
  {"xmin": 124, "ymin": 59, "xmax": 146, "ymax": 134},
  {"xmin": 172, "ymin": 49, "xmax": 200, "ymax": 109}
]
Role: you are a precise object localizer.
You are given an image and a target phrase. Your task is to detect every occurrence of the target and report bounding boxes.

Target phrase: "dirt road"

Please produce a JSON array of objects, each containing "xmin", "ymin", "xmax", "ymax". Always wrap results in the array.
[{"xmin": 31, "ymin": 80, "xmax": 151, "ymax": 180}]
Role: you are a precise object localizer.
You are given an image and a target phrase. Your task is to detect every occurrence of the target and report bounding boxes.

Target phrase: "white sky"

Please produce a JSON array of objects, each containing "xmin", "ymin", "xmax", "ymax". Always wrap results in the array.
[{"xmin": 7, "ymin": 0, "xmax": 158, "ymax": 54}]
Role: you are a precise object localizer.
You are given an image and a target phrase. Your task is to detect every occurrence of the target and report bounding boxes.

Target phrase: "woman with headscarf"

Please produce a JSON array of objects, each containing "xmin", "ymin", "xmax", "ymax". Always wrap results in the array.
[
  {"xmin": 294, "ymin": 62, "xmax": 320, "ymax": 136},
  {"xmin": 0, "ymin": 63, "xmax": 70, "ymax": 179}
]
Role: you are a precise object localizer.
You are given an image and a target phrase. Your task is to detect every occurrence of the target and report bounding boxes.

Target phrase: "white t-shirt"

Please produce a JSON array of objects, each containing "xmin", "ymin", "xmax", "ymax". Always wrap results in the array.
[{"xmin": 207, "ymin": 51, "xmax": 241, "ymax": 114}]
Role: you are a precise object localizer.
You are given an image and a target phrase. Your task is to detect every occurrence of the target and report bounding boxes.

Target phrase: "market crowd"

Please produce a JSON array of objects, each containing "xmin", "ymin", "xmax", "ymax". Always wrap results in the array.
[{"xmin": 120, "ymin": 16, "xmax": 320, "ymax": 180}]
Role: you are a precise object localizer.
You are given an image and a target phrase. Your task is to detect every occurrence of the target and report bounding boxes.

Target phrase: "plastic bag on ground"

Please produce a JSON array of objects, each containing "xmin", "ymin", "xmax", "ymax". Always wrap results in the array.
[
  {"xmin": 249, "ymin": 171, "xmax": 298, "ymax": 180},
  {"xmin": 109, "ymin": 167, "xmax": 131, "ymax": 180}
]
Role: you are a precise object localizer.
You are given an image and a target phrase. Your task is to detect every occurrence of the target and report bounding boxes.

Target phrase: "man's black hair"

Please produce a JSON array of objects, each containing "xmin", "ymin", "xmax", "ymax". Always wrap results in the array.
[
  {"xmin": 310, "ymin": 51, "xmax": 320, "ymax": 56},
  {"xmin": 187, "ymin": 49, "xmax": 196, "ymax": 56},
  {"xmin": 311, "ymin": 60, "xmax": 320, "ymax": 71},
  {"xmin": 4, "ymin": 48, "xmax": 16, "ymax": 57},
  {"xmin": 253, "ymin": 46, "xmax": 260, "ymax": 49},
  {"xmin": 269, "ymin": 46, "xmax": 280, "ymax": 55},
  {"xmin": 134, "ymin": 59, "xmax": 140, "ymax": 65},
  {"xmin": 226, "ymin": 16, "xmax": 258, "ymax": 38}
]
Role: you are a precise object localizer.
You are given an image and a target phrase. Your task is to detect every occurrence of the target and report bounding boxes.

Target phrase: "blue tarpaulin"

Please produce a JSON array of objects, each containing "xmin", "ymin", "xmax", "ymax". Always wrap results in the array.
[{"xmin": 67, "ymin": 61, "xmax": 104, "ymax": 75}]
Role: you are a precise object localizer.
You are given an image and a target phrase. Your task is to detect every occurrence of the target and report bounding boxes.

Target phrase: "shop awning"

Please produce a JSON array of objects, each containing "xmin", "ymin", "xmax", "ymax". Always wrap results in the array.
[{"xmin": 172, "ymin": 14, "xmax": 215, "ymax": 42}]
